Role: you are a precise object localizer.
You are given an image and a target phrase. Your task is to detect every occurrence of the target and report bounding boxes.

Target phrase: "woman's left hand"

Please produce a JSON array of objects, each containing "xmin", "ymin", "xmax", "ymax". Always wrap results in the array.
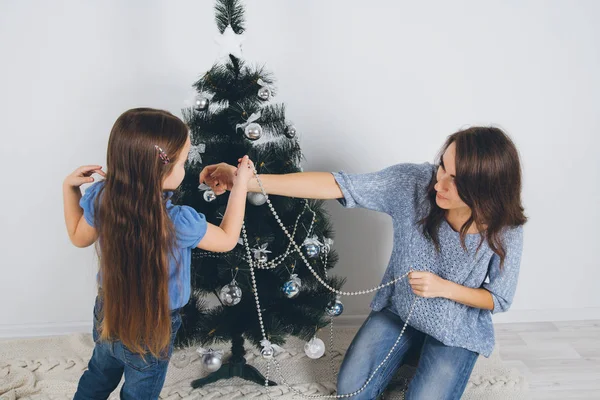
[{"xmin": 408, "ymin": 271, "xmax": 450, "ymax": 299}]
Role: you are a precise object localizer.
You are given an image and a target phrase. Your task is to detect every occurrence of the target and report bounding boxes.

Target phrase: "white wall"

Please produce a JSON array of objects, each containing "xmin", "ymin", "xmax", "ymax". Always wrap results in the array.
[{"xmin": 1, "ymin": 0, "xmax": 599, "ymax": 337}]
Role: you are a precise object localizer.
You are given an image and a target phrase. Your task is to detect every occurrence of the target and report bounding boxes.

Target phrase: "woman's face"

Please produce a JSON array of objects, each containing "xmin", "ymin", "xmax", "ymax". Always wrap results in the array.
[{"xmin": 434, "ymin": 142, "xmax": 469, "ymax": 211}]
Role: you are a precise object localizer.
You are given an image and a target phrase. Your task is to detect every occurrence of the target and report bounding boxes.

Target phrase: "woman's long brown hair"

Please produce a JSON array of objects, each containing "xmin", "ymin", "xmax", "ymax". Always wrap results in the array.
[
  {"xmin": 94, "ymin": 108, "xmax": 188, "ymax": 358},
  {"xmin": 420, "ymin": 127, "xmax": 527, "ymax": 267}
]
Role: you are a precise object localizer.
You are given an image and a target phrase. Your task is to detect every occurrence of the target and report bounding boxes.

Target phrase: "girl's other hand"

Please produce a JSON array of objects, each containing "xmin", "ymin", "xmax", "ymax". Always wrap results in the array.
[{"xmin": 64, "ymin": 165, "xmax": 106, "ymax": 188}]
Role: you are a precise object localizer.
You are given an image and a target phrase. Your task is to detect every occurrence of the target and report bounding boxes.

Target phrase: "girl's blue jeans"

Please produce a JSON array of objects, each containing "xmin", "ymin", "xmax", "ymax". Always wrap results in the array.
[{"xmin": 74, "ymin": 296, "xmax": 182, "ymax": 400}]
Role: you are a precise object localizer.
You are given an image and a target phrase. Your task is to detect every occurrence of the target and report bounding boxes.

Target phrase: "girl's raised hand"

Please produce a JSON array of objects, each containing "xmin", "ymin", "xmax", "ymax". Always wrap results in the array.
[
  {"xmin": 64, "ymin": 165, "xmax": 106, "ymax": 188},
  {"xmin": 233, "ymin": 155, "xmax": 255, "ymax": 188}
]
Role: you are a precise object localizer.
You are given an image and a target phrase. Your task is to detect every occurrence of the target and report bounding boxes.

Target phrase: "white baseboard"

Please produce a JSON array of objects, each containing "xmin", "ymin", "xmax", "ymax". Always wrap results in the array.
[
  {"xmin": 337, "ymin": 307, "xmax": 600, "ymax": 328},
  {"xmin": 2, "ymin": 308, "xmax": 599, "ymax": 339},
  {"xmin": 0, "ymin": 322, "xmax": 92, "ymax": 340},
  {"xmin": 491, "ymin": 307, "xmax": 600, "ymax": 324}
]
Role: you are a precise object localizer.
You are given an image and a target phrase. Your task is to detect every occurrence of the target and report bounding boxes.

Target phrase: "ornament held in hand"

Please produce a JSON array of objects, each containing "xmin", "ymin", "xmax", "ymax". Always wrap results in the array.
[{"xmin": 198, "ymin": 183, "xmax": 217, "ymax": 203}]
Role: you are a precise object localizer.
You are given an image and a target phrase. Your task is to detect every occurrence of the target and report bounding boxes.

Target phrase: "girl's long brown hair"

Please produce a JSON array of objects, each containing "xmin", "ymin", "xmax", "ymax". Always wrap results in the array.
[
  {"xmin": 420, "ymin": 127, "xmax": 527, "ymax": 267},
  {"xmin": 94, "ymin": 108, "xmax": 188, "ymax": 358}
]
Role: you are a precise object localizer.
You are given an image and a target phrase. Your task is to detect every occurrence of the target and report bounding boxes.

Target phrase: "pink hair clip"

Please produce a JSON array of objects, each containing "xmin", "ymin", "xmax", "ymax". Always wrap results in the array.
[{"xmin": 154, "ymin": 145, "xmax": 170, "ymax": 164}]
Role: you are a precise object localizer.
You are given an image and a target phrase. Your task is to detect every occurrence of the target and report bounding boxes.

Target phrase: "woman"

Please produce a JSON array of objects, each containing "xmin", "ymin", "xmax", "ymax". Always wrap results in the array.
[{"xmin": 200, "ymin": 127, "xmax": 526, "ymax": 400}]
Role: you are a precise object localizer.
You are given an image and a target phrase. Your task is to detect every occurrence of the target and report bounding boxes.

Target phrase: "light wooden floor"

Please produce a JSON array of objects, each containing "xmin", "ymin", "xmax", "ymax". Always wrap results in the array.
[{"xmin": 495, "ymin": 320, "xmax": 600, "ymax": 399}]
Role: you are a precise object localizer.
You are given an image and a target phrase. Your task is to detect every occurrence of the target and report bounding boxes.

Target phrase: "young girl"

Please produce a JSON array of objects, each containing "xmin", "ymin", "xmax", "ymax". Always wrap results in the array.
[
  {"xmin": 63, "ymin": 108, "xmax": 254, "ymax": 399},
  {"xmin": 201, "ymin": 127, "xmax": 526, "ymax": 400}
]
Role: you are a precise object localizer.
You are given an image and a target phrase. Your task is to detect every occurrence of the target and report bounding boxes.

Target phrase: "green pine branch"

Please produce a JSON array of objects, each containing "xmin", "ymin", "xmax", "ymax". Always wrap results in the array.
[{"xmin": 215, "ymin": 0, "xmax": 246, "ymax": 34}]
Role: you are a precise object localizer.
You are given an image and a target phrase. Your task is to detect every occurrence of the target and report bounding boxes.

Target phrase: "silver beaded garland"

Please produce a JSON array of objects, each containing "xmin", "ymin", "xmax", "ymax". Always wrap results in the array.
[{"xmin": 236, "ymin": 166, "xmax": 418, "ymax": 398}]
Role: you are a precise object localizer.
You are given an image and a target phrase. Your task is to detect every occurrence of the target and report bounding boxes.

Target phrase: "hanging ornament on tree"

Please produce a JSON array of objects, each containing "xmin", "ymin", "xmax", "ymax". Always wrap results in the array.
[
  {"xmin": 188, "ymin": 143, "xmax": 206, "ymax": 165},
  {"xmin": 303, "ymin": 235, "xmax": 323, "ymax": 258},
  {"xmin": 245, "ymin": 123, "xmax": 263, "ymax": 141},
  {"xmin": 321, "ymin": 237, "xmax": 334, "ymax": 255},
  {"xmin": 257, "ymin": 78, "xmax": 272, "ymax": 101},
  {"xmin": 284, "ymin": 125, "xmax": 297, "ymax": 139},
  {"xmin": 282, "ymin": 273, "xmax": 302, "ymax": 299},
  {"xmin": 236, "ymin": 111, "xmax": 263, "ymax": 141},
  {"xmin": 219, "ymin": 279, "xmax": 242, "ymax": 306},
  {"xmin": 196, "ymin": 348, "xmax": 224, "ymax": 372},
  {"xmin": 326, "ymin": 295, "xmax": 344, "ymax": 317},
  {"xmin": 198, "ymin": 183, "xmax": 217, "ymax": 203},
  {"xmin": 260, "ymin": 339, "xmax": 274, "ymax": 359},
  {"xmin": 194, "ymin": 96, "xmax": 210, "ymax": 111},
  {"xmin": 252, "ymin": 243, "xmax": 272, "ymax": 264},
  {"xmin": 304, "ymin": 336, "xmax": 326, "ymax": 359},
  {"xmin": 247, "ymin": 191, "xmax": 268, "ymax": 206}
]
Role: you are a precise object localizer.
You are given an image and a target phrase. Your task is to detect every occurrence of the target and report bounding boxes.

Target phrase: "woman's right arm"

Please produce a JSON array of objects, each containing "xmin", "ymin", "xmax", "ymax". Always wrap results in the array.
[{"xmin": 200, "ymin": 163, "xmax": 344, "ymax": 200}]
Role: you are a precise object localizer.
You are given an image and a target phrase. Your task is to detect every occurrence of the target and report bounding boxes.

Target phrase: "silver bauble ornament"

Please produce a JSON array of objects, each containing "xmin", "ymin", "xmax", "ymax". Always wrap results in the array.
[
  {"xmin": 201, "ymin": 350, "xmax": 223, "ymax": 372},
  {"xmin": 203, "ymin": 189, "xmax": 217, "ymax": 203},
  {"xmin": 261, "ymin": 347, "xmax": 274, "ymax": 359},
  {"xmin": 219, "ymin": 281, "xmax": 242, "ymax": 306},
  {"xmin": 244, "ymin": 123, "xmax": 262, "ymax": 141},
  {"xmin": 303, "ymin": 235, "xmax": 323, "ymax": 258},
  {"xmin": 285, "ymin": 125, "xmax": 297, "ymax": 139},
  {"xmin": 258, "ymin": 86, "xmax": 271, "ymax": 101},
  {"xmin": 282, "ymin": 274, "xmax": 302, "ymax": 299},
  {"xmin": 305, "ymin": 243, "xmax": 320, "ymax": 258},
  {"xmin": 247, "ymin": 192, "xmax": 267, "ymax": 206},
  {"xmin": 326, "ymin": 298, "xmax": 344, "ymax": 317},
  {"xmin": 252, "ymin": 243, "xmax": 271, "ymax": 264},
  {"xmin": 304, "ymin": 337, "xmax": 326, "ymax": 359},
  {"xmin": 195, "ymin": 96, "xmax": 209, "ymax": 111}
]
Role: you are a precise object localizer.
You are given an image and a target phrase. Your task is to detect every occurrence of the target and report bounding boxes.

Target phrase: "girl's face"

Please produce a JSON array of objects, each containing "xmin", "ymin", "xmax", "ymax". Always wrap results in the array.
[
  {"xmin": 434, "ymin": 142, "xmax": 469, "ymax": 211},
  {"xmin": 163, "ymin": 135, "xmax": 191, "ymax": 190}
]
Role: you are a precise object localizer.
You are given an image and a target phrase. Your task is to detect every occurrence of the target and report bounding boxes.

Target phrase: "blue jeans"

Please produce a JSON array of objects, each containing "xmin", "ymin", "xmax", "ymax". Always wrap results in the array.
[
  {"xmin": 74, "ymin": 296, "xmax": 182, "ymax": 400},
  {"xmin": 337, "ymin": 308, "xmax": 478, "ymax": 400}
]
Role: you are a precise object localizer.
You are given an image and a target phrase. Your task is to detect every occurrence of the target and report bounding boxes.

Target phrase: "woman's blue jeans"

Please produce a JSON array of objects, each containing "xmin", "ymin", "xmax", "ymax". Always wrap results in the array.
[{"xmin": 337, "ymin": 308, "xmax": 478, "ymax": 400}]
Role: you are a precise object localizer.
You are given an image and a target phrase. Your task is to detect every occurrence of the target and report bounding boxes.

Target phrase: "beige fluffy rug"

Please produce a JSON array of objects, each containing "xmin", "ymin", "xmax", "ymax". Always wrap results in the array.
[{"xmin": 0, "ymin": 328, "xmax": 529, "ymax": 400}]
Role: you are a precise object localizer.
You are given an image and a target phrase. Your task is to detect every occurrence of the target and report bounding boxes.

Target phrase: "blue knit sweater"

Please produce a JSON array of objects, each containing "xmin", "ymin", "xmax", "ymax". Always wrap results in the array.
[{"xmin": 332, "ymin": 162, "xmax": 523, "ymax": 357}]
